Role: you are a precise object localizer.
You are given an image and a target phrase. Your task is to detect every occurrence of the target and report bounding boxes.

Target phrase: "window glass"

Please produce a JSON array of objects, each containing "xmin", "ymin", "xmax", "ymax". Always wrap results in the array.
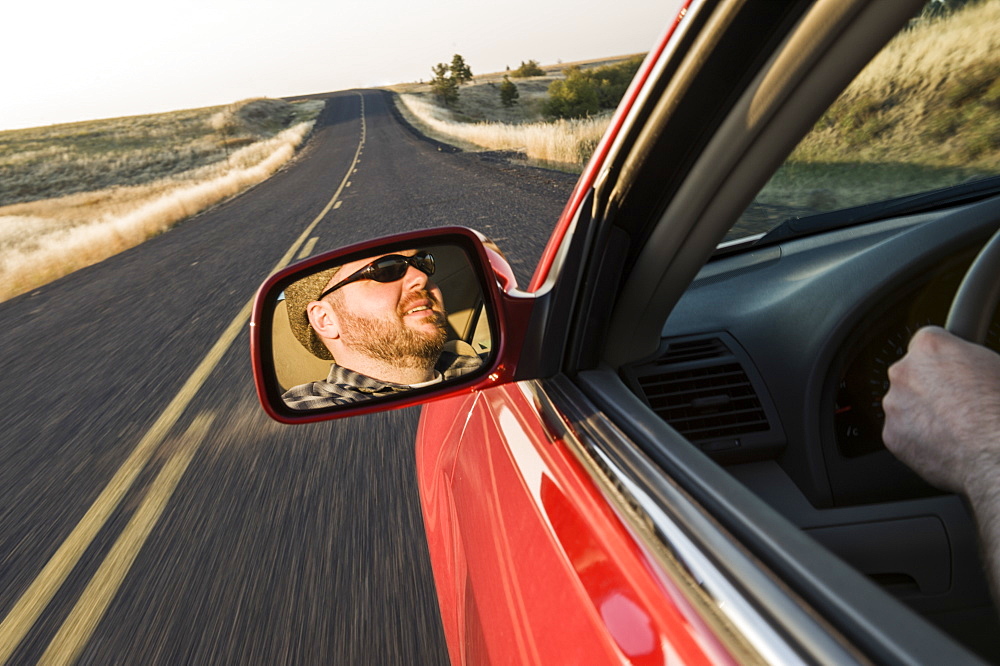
[{"xmin": 728, "ymin": 0, "xmax": 1000, "ymax": 243}]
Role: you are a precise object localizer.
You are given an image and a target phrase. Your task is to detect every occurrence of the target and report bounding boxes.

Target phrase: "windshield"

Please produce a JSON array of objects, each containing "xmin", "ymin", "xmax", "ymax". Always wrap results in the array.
[{"xmin": 726, "ymin": 0, "xmax": 1000, "ymax": 244}]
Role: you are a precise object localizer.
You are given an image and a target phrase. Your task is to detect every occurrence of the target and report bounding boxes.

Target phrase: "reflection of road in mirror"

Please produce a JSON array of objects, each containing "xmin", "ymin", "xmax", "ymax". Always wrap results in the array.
[{"xmin": 274, "ymin": 245, "xmax": 488, "ymax": 410}]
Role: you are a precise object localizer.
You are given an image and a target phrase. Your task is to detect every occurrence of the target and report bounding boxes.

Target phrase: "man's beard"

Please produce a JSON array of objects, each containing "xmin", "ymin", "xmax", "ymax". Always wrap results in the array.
[{"xmin": 335, "ymin": 292, "xmax": 448, "ymax": 371}]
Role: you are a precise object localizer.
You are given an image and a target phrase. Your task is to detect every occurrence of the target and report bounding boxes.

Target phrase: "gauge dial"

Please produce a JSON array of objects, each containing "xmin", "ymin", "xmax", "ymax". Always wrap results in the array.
[
  {"xmin": 834, "ymin": 320, "xmax": 932, "ymax": 457},
  {"xmin": 831, "ymin": 254, "xmax": 1000, "ymax": 458}
]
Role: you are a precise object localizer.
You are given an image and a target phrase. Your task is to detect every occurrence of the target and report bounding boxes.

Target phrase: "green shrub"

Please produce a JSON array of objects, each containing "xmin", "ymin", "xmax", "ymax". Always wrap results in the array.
[
  {"xmin": 543, "ymin": 69, "xmax": 601, "ymax": 119},
  {"xmin": 511, "ymin": 60, "xmax": 545, "ymax": 78},
  {"xmin": 543, "ymin": 57, "xmax": 644, "ymax": 119},
  {"xmin": 944, "ymin": 61, "xmax": 1000, "ymax": 107},
  {"xmin": 924, "ymin": 61, "xmax": 1000, "ymax": 155},
  {"xmin": 960, "ymin": 105, "xmax": 1000, "ymax": 158},
  {"xmin": 499, "ymin": 76, "xmax": 519, "ymax": 108}
]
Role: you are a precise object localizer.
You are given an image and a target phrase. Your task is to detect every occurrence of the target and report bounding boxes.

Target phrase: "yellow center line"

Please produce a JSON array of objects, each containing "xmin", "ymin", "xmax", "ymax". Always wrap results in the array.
[
  {"xmin": 38, "ymin": 413, "xmax": 215, "ymax": 666},
  {"xmin": 0, "ymin": 91, "xmax": 366, "ymax": 665},
  {"xmin": 298, "ymin": 237, "xmax": 319, "ymax": 260}
]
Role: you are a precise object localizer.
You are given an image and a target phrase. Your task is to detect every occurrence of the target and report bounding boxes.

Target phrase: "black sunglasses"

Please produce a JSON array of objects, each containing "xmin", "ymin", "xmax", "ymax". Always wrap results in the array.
[{"xmin": 318, "ymin": 251, "xmax": 435, "ymax": 299}]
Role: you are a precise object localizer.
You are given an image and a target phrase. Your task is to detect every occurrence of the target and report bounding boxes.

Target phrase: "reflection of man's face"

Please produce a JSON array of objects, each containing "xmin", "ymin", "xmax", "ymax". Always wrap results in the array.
[{"xmin": 323, "ymin": 250, "xmax": 448, "ymax": 371}]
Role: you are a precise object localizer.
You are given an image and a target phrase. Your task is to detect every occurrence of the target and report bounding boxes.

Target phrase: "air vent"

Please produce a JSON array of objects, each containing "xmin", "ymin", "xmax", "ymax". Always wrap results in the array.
[
  {"xmin": 624, "ymin": 334, "xmax": 784, "ymax": 461},
  {"xmin": 638, "ymin": 361, "xmax": 769, "ymax": 441},
  {"xmin": 652, "ymin": 337, "xmax": 729, "ymax": 364}
]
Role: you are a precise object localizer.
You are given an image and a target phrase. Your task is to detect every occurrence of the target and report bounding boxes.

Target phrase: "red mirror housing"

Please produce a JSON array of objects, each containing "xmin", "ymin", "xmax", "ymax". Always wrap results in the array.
[{"xmin": 251, "ymin": 226, "xmax": 534, "ymax": 424}]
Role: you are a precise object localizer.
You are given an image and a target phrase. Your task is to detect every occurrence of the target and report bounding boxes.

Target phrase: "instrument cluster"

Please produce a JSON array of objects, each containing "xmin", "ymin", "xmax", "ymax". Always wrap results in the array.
[{"xmin": 832, "ymin": 256, "xmax": 1000, "ymax": 458}]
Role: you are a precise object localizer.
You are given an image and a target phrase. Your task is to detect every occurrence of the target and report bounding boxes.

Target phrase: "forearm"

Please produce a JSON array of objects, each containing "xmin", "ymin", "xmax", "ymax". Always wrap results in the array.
[
  {"xmin": 965, "ymin": 471, "xmax": 1000, "ymax": 607},
  {"xmin": 882, "ymin": 327, "xmax": 1000, "ymax": 604}
]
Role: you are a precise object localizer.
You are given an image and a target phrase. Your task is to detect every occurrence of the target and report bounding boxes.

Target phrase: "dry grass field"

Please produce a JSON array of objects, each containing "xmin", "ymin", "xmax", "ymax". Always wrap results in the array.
[
  {"xmin": 397, "ymin": 94, "xmax": 611, "ymax": 168},
  {"xmin": 391, "ymin": 55, "xmax": 641, "ymax": 169},
  {"xmin": 0, "ymin": 99, "xmax": 323, "ymax": 301},
  {"xmin": 751, "ymin": 0, "xmax": 1000, "ymax": 211}
]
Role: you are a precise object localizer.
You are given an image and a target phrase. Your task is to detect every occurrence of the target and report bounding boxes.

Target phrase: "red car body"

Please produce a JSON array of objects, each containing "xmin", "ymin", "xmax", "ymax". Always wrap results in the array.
[
  {"xmin": 411, "ymin": 8, "xmax": 734, "ymax": 664},
  {"xmin": 416, "ymin": 385, "xmax": 730, "ymax": 664}
]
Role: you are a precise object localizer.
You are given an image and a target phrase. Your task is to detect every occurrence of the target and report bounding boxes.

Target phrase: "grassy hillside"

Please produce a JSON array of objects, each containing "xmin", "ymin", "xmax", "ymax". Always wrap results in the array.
[
  {"xmin": 391, "ymin": 55, "xmax": 641, "ymax": 169},
  {"xmin": 0, "ymin": 98, "xmax": 322, "ymax": 301},
  {"xmin": 760, "ymin": 0, "xmax": 1000, "ymax": 210},
  {"xmin": 804, "ymin": 1, "xmax": 1000, "ymax": 171},
  {"xmin": 1, "ymin": 99, "xmax": 320, "ymax": 206}
]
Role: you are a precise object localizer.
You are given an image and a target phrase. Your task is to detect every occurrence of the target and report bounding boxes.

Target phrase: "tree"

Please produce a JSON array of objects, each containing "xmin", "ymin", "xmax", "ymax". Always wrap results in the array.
[
  {"xmin": 499, "ymin": 75, "xmax": 519, "ymax": 107},
  {"xmin": 542, "ymin": 68, "xmax": 601, "ymax": 119},
  {"xmin": 430, "ymin": 62, "xmax": 459, "ymax": 106},
  {"xmin": 542, "ymin": 57, "xmax": 645, "ymax": 119},
  {"xmin": 450, "ymin": 54, "xmax": 474, "ymax": 85},
  {"xmin": 512, "ymin": 59, "xmax": 545, "ymax": 78}
]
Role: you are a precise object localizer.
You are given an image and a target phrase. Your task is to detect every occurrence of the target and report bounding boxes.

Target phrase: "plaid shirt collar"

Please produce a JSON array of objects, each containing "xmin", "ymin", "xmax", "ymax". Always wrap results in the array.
[{"xmin": 282, "ymin": 350, "xmax": 483, "ymax": 410}]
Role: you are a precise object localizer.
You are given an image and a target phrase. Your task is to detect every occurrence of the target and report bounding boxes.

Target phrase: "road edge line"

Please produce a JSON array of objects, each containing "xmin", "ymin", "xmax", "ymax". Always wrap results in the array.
[{"xmin": 0, "ymin": 91, "xmax": 367, "ymax": 665}]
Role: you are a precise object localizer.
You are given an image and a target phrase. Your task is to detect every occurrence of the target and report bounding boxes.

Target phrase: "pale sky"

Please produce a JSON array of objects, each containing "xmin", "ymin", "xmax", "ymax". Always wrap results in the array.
[{"xmin": 2, "ymin": 0, "xmax": 680, "ymax": 131}]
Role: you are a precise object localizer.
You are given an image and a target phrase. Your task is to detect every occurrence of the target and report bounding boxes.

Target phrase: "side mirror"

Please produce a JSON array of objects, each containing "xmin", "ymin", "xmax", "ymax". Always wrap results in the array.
[{"xmin": 251, "ymin": 226, "xmax": 530, "ymax": 423}]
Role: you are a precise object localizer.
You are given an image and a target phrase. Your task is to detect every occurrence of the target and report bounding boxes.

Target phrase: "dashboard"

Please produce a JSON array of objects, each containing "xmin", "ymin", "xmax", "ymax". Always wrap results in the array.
[
  {"xmin": 654, "ymin": 196, "xmax": 1000, "ymax": 508},
  {"xmin": 624, "ymin": 194, "xmax": 1000, "ymax": 635}
]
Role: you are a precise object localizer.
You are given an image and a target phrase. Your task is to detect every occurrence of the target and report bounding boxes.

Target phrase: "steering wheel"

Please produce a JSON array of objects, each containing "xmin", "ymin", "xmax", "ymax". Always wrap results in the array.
[{"xmin": 946, "ymin": 226, "xmax": 1000, "ymax": 344}]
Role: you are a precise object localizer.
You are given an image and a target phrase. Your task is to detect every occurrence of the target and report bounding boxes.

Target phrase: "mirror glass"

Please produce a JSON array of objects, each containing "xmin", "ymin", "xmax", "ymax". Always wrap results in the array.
[{"xmin": 266, "ymin": 242, "xmax": 494, "ymax": 411}]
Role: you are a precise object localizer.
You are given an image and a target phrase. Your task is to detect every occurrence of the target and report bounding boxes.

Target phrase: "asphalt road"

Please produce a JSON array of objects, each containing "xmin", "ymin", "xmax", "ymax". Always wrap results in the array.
[{"xmin": 0, "ymin": 89, "xmax": 577, "ymax": 664}]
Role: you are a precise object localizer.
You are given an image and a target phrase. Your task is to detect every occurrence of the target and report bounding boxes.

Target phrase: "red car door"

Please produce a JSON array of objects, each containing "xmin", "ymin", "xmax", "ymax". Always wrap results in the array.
[{"xmin": 417, "ymin": 383, "xmax": 730, "ymax": 665}]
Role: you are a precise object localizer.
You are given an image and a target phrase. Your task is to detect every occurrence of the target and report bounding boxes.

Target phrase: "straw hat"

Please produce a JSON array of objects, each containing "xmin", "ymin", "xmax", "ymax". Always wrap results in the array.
[{"xmin": 284, "ymin": 266, "xmax": 341, "ymax": 360}]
